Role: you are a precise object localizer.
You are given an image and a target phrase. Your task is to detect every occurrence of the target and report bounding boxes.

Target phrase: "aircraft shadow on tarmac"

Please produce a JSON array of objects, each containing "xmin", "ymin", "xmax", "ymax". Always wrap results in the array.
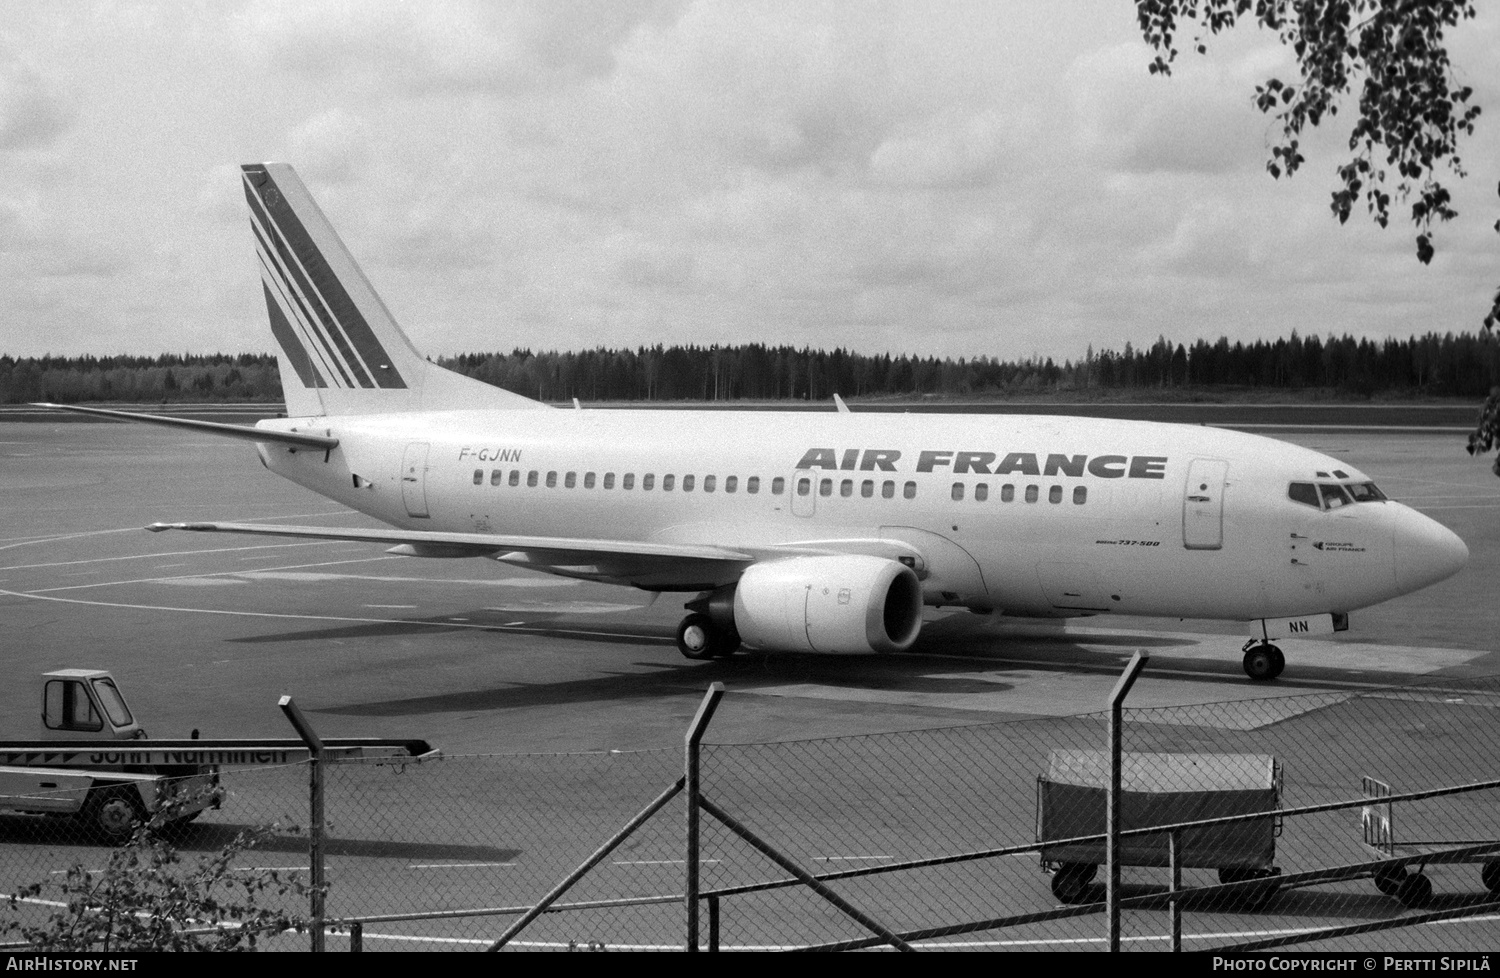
[
  {"xmin": 0, "ymin": 814, "xmax": 516, "ymax": 862},
  {"xmin": 312, "ymin": 641, "xmax": 1208, "ymax": 720}
]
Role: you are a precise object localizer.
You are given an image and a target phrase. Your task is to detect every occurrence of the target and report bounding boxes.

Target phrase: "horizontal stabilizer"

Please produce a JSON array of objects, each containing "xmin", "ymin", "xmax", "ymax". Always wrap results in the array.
[{"xmin": 34, "ymin": 403, "xmax": 338, "ymax": 450}]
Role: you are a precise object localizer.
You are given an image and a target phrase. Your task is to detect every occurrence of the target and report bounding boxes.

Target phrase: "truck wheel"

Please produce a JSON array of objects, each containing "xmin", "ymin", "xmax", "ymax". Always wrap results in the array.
[
  {"xmin": 82, "ymin": 787, "xmax": 143, "ymax": 843},
  {"xmin": 1050, "ymin": 863, "xmax": 1096, "ymax": 903}
]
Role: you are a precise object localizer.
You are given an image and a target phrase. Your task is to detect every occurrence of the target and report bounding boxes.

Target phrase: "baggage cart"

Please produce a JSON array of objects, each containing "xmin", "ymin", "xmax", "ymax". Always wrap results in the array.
[
  {"xmin": 1360, "ymin": 776, "xmax": 1500, "ymax": 908},
  {"xmin": 1037, "ymin": 750, "xmax": 1282, "ymax": 904}
]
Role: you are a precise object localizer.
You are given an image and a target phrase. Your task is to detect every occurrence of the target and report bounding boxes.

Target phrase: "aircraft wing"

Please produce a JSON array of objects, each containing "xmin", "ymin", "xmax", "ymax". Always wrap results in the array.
[
  {"xmin": 35, "ymin": 403, "xmax": 338, "ymax": 450},
  {"xmin": 149, "ymin": 521, "xmax": 750, "ymax": 561},
  {"xmin": 146, "ymin": 522, "xmax": 924, "ymax": 590}
]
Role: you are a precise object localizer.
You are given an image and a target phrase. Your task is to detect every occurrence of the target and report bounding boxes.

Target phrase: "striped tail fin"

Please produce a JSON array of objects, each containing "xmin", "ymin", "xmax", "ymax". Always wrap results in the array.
[{"xmin": 241, "ymin": 163, "xmax": 545, "ymax": 417}]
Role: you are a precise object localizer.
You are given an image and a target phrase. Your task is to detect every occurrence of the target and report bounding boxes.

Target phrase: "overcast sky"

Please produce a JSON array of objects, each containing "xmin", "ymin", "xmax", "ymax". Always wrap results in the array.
[{"xmin": 2, "ymin": 0, "xmax": 1497, "ymax": 363}]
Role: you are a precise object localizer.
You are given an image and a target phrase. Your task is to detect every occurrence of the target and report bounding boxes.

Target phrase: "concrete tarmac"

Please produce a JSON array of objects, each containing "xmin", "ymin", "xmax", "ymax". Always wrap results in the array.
[{"xmin": 1, "ymin": 419, "xmax": 1495, "ymax": 753}]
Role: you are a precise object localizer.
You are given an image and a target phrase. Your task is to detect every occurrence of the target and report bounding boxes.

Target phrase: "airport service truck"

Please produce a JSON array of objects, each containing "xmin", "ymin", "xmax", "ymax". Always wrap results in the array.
[{"xmin": 0, "ymin": 669, "xmax": 433, "ymax": 841}]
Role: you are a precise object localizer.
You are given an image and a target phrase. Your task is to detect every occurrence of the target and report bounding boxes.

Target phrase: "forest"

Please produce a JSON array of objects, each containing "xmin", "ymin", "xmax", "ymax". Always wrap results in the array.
[{"xmin": 3, "ymin": 331, "xmax": 1498, "ymax": 406}]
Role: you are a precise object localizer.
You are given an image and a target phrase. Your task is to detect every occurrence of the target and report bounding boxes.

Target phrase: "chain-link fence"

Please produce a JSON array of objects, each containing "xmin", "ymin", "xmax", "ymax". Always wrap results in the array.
[{"xmin": 4, "ymin": 670, "xmax": 1500, "ymax": 951}]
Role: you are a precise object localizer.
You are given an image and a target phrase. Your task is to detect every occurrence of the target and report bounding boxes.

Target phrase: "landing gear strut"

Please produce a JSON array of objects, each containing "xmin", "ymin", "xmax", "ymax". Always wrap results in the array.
[
  {"xmin": 675, "ymin": 613, "xmax": 741, "ymax": 660},
  {"xmin": 1241, "ymin": 640, "xmax": 1285, "ymax": 681}
]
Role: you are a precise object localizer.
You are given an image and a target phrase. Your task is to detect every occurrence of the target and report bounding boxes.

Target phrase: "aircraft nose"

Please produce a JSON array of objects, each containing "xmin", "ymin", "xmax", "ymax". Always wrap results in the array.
[{"xmin": 1392, "ymin": 510, "xmax": 1468, "ymax": 593}]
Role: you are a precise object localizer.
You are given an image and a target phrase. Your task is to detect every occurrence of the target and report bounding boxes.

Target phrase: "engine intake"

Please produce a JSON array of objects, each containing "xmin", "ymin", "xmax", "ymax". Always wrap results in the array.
[{"xmin": 732, "ymin": 555, "xmax": 923, "ymax": 654}]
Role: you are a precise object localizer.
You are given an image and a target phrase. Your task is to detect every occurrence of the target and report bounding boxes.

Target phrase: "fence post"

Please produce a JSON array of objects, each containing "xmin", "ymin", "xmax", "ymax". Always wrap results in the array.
[
  {"xmin": 280, "ymin": 695, "xmax": 326, "ymax": 953},
  {"xmin": 1107, "ymin": 652, "xmax": 1149, "ymax": 953},
  {"xmin": 685, "ymin": 683, "xmax": 725, "ymax": 952},
  {"xmin": 1169, "ymin": 828, "xmax": 1182, "ymax": 952}
]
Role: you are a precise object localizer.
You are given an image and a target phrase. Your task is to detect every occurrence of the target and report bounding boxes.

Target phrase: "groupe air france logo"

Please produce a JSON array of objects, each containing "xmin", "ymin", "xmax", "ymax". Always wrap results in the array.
[{"xmin": 243, "ymin": 165, "xmax": 405, "ymax": 393}]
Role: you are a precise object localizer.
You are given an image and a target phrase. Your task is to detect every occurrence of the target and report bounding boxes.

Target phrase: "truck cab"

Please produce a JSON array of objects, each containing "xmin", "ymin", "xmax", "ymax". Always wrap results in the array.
[{"xmin": 41, "ymin": 669, "xmax": 145, "ymax": 741}]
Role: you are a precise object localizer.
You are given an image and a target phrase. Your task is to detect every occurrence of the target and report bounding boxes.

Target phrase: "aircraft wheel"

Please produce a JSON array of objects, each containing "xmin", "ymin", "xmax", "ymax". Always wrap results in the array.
[
  {"xmin": 1243, "ymin": 644, "xmax": 1282, "ymax": 681},
  {"xmin": 676, "ymin": 614, "xmax": 719, "ymax": 660},
  {"xmin": 1050, "ymin": 863, "xmax": 1096, "ymax": 903},
  {"xmin": 712, "ymin": 628, "xmax": 742, "ymax": 658},
  {"xmin": 1267, "ymin": 645, "xmax": 1285, "ymax": 679},
  {"xmin": 1396, "ymin": 872, "xmax": 1433, "ymax": 908}
]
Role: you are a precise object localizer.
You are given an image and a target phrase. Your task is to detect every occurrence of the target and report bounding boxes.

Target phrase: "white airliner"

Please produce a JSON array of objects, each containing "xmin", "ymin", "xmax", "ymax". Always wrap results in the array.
[{"xmin": 43, "ymin": 163, "xmax": 1469, "ymax": 681}]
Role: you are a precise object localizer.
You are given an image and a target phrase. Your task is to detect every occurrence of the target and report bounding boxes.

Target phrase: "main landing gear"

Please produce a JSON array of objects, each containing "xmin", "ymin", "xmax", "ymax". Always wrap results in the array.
[
  {"xmin": 675, "ymin": 613, "xmax": 741, "ymax": 660},
  {"xmin": 1241, "ymin": 640, "xmax": 1286, "ymax": 681}
]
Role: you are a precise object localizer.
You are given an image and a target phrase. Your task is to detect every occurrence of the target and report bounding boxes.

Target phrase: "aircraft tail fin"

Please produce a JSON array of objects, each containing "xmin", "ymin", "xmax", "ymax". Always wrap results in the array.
[{"xmin": 241, "ymin": 163, "xmax": 546, "ymax": 417}]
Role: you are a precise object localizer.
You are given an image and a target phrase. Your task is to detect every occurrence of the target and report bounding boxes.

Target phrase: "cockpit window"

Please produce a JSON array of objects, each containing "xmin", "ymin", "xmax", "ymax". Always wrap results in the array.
[
  {"xmin": 1288, "ymin": 483, "xmax": 1320, "ymax": 508},
  {"xmin": 1319, "ymin": 483, "xmax": 1353, "ymax": 509},
  {"xmin": 1289, "ymin": 480, "xmax": 1387, "ymax": 510},
  {"xmin": 1347, "ymin": 482, "xmax": 1386, "ymax": 502}
]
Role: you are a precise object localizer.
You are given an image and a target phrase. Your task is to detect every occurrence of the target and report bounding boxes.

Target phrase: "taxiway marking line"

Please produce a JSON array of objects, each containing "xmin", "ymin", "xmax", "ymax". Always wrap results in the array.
[
  {"xmin": 410, "ymin": 862, "xmax": 515, "ymax": 869},
  {"xmin": 0, "ymin": 585, "xmax": 672, "ymax": 642},
  {"xmin": 1, "ymin": 540, "xmax": 350, "ymax": 571}
]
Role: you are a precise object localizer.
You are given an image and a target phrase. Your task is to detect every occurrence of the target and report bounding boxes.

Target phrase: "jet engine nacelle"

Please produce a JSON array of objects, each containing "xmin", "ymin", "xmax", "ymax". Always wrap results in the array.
[{"xmin": 732, "ymin": 555, "xmax": 923, "ymax": 654}]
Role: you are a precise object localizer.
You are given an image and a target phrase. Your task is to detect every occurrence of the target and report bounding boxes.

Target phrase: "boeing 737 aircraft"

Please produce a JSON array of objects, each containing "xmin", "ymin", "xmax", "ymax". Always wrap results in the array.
[{"xmin": 43, "ymin": 163, "xmax": 1470, "ymax": 680}]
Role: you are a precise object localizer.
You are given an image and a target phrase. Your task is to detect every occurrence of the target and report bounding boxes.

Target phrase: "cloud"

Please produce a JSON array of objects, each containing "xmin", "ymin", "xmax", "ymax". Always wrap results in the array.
[
  {"xmin": 287, "ymin": 109, "xmax": 371, "ymax": 185},
  {"xmin": 0, "ymin": 42, "xmax": 73, "ymax": 151},
  {"xmin": 236, "ymin": 0, "xmax": 679, "ymax": 98}
]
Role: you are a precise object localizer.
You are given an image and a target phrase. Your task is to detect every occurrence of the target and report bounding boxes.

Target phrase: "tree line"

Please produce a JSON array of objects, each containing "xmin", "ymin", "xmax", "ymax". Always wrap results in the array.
[{"xmin": 4, "ymin": 331, "xmax": 1499, "ymax": 405}]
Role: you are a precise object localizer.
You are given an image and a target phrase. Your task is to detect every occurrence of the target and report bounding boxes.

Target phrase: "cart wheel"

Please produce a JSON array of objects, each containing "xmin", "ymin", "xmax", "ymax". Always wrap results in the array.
[
  {"xmin": 1050, "ymin": 863, "xmax": 1096, "ymax": 903},
  {"xmin": 1219, "ymin": 867, "xmax": 1281, "ymax": 909},
  {"xmin": 1373, "ymin": 865, "xmax": 1407, "ymax": 896},
  {"xmin": 1396, "ymin": 872, "xmax": 1433, "ymax": 908},
  {"xmin": 1481, "ymin": 860, "xmax": 1500, "ymax": 894}
]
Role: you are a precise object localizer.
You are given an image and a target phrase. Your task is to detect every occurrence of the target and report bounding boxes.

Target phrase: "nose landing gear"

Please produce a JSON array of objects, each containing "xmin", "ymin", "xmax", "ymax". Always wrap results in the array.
[
  {"xmin": 675, "ymin": 613, "xmax": 742, "ymax": 660},
  {"xmin": 1241, "ymin": 640, "xmax": 1285, "ymax": 681}
]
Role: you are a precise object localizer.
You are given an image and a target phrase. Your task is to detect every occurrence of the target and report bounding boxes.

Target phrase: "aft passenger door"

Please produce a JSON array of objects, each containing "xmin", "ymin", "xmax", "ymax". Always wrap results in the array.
[
  {"xmin": 1182, "ymin": 458, "xmax": 1229, "ymax": 550},
  {"xmin": 401, "ymin": 442, "xmax": 431, "ymax": 519}
]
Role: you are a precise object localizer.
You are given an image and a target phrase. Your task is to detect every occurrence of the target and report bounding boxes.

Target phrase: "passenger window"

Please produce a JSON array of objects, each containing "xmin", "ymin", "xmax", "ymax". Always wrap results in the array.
[
  {"xmin": 769, "ymin": 477, "xmax": 781, "ymax": 495},
  {"xmin": 797, "ymin": 477, "xmax": 811, "ymax": 497},
  {"xmin": 1001, "ymin": 484, "xmax": 1014, "ymax": 503},
  {"xmin": 623, "ymin": 473, "xmax": 635, "ymax": 490},
  {"xmin": 604, "ymin": 473, "xmax": 615, "ymax": 489},
  {"xmin": 704, "ymin": 475, "xmax": 716, "ymax": 492},
  {"xmin": 975, "ymin": 484, "xmax": 989, "ymax": 502},
  {"xmin": 751, "ymin": 476, "xmax": 763, "ymax": 494},
  {"xmin": 1025, "ymin": 485, "xmax": 1039, "ymax": 503},
  {"xmin": 861, "ymin": 480, "xmax": 874, "ymax": 498},
  {"xmin": 882, "ymin": 481, "xmax": 895, "ymax": 499},
  {"xmin": 643, "ymin": 474, "xmax": 655, "ymax": 490},
  {"xmin": 584, "ymin": 472, "xmax": 596, "ymax": 489},
  {"xmin": 903, "ymin": 481, "xmax": 917, "ymax": 500},
  {"xmin": 1049, "ymin": 485, "xmax": 1062, "ymax": 504},
  {"xmin": 1073, "ymin": 486, "xmax": 1087, "ymax": 505},
  {"xmin": 473, "ymin": 469, "xmax": 484, "ymax": 485},
  {"xmin": 527, "ymin": 470, "xmax": 539, "ymax": 487},
  {"xmin": 725, "ymin": 476, "xmax": 738, "ymax": 493},
  {"xmin": 682, "ymin": 475, "xmax": 694, "ymax": 491},
  {"xmin": 663, "ymin": 474, "xmax": 675, "ymax": 491},
  {"xmin": 491, "ymin": 469, "xmax": 503, "ymax": 486},
  {"xmin": 951, "ymin": 483, "xmax": 965, "ymax": 501},
  {"xmin": 820, "ymin": 479, "xmax": 833, "ymax": 497},
  {"xmin": 564, "ymin": 472, "xmax": 576, "ymax": 489},
  {"xmin": 546, "ymin": 471, "xmax": 558, "ymax": 488},
  {"xmin": 840, "ymin": 479, "xmax": 853, "ymax": 498},
  {"xmin": 509, "ymin": 470, "xmax": 521, "ymax": 487}
]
